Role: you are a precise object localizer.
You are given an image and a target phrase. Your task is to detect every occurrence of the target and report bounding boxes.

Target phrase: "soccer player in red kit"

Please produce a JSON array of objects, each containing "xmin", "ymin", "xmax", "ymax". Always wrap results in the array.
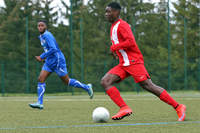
[{"xmin": 101, "ymin": 2, "xmax": 186, "ymax": 121}]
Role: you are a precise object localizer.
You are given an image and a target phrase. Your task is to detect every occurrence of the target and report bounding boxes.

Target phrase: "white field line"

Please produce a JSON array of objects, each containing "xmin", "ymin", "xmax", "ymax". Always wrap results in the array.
[{"xmin": 0, "ymin": 121, "xmax": 200, "ymax": 130}]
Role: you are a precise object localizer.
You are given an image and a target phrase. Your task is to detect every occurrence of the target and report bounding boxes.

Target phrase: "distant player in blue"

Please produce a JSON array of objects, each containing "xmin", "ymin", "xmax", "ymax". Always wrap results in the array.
[{"xmin": 29, "ymin": 20, "xmax": 93, "ymax": 109}]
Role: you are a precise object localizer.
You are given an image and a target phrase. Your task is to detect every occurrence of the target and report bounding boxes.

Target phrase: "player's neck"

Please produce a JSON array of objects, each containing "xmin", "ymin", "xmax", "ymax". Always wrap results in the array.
[
  {"xmin": 112, "ymin": 17, "xmax": 120, "ymax": 24},
  {"xmin": 40, "ymin": 30, "xmax": 47, "ymax": 35}
]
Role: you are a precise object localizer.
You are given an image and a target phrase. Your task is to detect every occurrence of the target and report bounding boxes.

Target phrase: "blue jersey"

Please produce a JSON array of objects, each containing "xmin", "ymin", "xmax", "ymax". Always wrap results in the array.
[{"xmin": 39, "ymin": 30, "xmax": 66, "ymax": 67}]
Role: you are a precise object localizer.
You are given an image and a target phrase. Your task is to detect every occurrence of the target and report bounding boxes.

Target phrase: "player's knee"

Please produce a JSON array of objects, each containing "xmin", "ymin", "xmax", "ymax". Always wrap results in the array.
[
  {"xmin": 100, "ymin": 78, "xmax": 106, "ymax": 87},
  {"xmin": 38, "ymin": 76, "xmax": 45, "ymax": 83},
  {"xmin": 101, "ymin": 78, "xmax": 110, "ymax": 88},
  {"xmin": 140, "ymin": 81, "xmax": 152, "ymax": 90},
  {"xmin": 63, "ymin": 78, "xmax": 69, "ymax": 85}
]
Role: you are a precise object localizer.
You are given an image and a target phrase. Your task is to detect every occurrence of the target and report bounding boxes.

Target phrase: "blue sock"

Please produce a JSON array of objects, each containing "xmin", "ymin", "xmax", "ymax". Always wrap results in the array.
[
  {"xmin": 69, "ymin": 79, "xmax": 89, "ymax": 91},
  {"xmin": 37, "ymin": 82, "xmax": 46, "ymax": 104}
]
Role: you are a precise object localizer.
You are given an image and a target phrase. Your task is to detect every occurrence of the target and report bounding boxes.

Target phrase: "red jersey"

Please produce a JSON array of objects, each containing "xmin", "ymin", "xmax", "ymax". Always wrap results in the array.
[{"xmin": 110, "ymin": 19, "xmax": 144, "ymax": 66}]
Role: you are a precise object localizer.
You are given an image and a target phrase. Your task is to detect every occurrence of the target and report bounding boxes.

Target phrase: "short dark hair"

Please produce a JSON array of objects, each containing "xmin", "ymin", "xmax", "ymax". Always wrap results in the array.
[
  {"xmin": 107, "ymin": 2, "xmax": 121, "ymax": 10},
  {"xmin": 38, "ymin": 20, "xmax": 47, "ymax": 25}
]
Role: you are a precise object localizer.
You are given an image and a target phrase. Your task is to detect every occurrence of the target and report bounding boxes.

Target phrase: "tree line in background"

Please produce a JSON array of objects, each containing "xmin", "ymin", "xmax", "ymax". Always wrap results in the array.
[{"xmin": 0, "ymin": 0, "xmax": 199, "ymax": 93}]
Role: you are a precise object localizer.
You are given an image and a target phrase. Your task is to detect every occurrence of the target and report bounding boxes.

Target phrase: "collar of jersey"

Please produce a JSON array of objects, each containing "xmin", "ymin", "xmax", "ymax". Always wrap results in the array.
[
  {"xmin": 39, "ymin": 30, "xmax": 48, "ymax": 38},
  {"xmin": 112, "ymin": 19, "xmax": 121, "ymax": 25}
]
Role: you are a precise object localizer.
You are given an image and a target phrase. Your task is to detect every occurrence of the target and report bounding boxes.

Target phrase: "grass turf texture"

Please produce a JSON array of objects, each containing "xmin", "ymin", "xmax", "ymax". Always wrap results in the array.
[{"xmin": 0, "ymin": 91, "xmax": 199, "ymax": 133}]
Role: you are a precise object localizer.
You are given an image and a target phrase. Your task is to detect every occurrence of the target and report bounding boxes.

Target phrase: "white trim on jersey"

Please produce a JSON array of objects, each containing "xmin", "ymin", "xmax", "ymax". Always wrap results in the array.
[
  {"xmin": 112, "ymin": 21, "xmax": 120, "ymax": 44},
  {"xmin": 56, "ymin": 53, "xmax": 60, "ymax": 69},
  {"xmin": 119, "ymin": 50, "xmax": 130, "ymax": 66},
  {"xmin": 112, "ymin": 21, "xmax": 130, "ymax": 66}
]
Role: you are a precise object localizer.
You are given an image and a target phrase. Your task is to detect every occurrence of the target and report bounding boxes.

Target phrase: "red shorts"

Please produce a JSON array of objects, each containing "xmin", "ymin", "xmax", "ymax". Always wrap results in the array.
[{"xmin": 108, "ymin": 64, "xmax": 150, "ymax": 83}]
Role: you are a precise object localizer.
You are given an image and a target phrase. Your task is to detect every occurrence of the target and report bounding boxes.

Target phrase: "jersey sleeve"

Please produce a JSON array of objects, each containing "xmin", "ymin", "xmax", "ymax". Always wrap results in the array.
[
  {"xmin": 40, "ymin": 35, "xmax": 58, "ymax": 59},
  {"xmin": 115, "ymin": 23, "xmax": 135, "ymax": 50}
]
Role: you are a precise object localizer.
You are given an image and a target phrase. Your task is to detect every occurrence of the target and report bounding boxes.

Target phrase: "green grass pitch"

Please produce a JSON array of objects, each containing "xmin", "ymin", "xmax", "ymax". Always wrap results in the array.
[{"xmin": 0, "ymin": 91, "xmax": 199, "ymax": 133}]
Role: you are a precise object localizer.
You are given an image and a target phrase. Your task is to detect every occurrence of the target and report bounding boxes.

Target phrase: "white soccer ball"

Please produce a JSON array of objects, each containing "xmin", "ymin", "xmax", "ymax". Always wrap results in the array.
[{"xmin": 92, "ymin": 107, "xmax": 110, "ymax": 123}]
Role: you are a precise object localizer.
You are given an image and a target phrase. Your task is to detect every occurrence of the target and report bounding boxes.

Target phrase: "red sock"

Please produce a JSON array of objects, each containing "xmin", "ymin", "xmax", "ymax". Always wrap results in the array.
[
  {"xmin": 159, "ymin": 89, "xmax": 179, "ymax": 109},
  {"xmin": 106, "ymin": 86, "xmax": 127, "ymax": 108}
]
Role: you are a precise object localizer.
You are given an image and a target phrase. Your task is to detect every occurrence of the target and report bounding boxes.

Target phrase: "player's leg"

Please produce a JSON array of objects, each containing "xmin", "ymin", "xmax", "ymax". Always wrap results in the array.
[
  {"xmin": 55, "ymin": 63, "xmax": 93, "ymax": 99},
  {"xmin": 29, "ymin": 64, "xmax": 52, "ymax": 109},
  {"xmin": 101, "ymin": 65, "xmax": 132, "ymax": 120},
  {"xmin": 129, "ymin": 64, "xmax": 186, "ymax": 121},
  {"xmin": 59, "ymin": 74, "xmax": 93, "ymax": 99},
  {"xmin": 101, "ymin": 73, "xmax": 127, "ymax": 107},
  {"xmin": 139, "ymin": 79, "xmax": 179, "ymax": 106},
  {"xmin": 139, "ymin": 79, "xmax": 186, "ymax": 121},
  {"xmin": 139, "ymin": 79, "xmax": 164, "ymax": 96},
  {"xmin": 101, "ymin": 73, "xmax": 131, "ymax": 109},
  {"xmin": 37, "ymin": 70, "xmax": 51, "ymax": 104}
]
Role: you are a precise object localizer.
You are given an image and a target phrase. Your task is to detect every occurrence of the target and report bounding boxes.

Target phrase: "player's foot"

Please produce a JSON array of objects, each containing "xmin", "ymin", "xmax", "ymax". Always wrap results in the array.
[
  {"xmin": 29, "ymin": 102, "xmax": 44, "ymax": 110},
  {"xmin": 176, "ymin": 104, "xmax": 186, "ymax": 121},
  {"xmin": 112, "ymin": 106, "xmax": 132, "ymax": 120},
  {"xmin": 87, "ymin": 83, "xmax": 93, "ymax": 99}
]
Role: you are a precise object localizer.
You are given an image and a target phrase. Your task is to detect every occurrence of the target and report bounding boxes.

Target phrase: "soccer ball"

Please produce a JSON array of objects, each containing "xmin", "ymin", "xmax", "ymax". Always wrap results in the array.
[{"xmin": 92, "ymin": 107, "xmax": 110, "ymax": 123}]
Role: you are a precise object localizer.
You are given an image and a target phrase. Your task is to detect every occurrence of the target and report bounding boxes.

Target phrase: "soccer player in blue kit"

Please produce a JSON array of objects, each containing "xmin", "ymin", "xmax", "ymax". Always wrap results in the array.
[{"xmin": 29, "ymin": 20, "xmax": 93, "ymax": 109}]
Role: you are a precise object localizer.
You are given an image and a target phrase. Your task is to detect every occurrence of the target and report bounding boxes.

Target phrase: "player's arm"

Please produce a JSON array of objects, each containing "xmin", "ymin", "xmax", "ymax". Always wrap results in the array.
[
  {"xmin": 110, "ymin": 23, "xmax": 135, "ymax": 52},
  {"xmin": 108, "ymin": 42, "xmax": 118, "ymax": 59},
  {"xmin": 35, "ymin": 56, "xmax": 43, "ymax": 62},
  {"xmin": 40, "ymin": 35, "xmax": 58, "ymax": 59}
]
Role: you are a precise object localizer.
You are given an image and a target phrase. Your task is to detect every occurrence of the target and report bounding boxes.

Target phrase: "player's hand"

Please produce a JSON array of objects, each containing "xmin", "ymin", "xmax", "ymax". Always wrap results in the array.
[
  {"xmin": 35, "ymin": 56, "xmax": 43, "ymax": 62},
  {"xmin": 110, "ymin": 44, "xmax": 118, "ymax": 52}
]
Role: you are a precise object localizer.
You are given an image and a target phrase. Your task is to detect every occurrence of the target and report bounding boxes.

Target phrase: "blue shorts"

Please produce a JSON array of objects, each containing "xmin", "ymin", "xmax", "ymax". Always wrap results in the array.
[{"xmin": 42, "ymin": 61, "xmax": 68, "ymax": 77}]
